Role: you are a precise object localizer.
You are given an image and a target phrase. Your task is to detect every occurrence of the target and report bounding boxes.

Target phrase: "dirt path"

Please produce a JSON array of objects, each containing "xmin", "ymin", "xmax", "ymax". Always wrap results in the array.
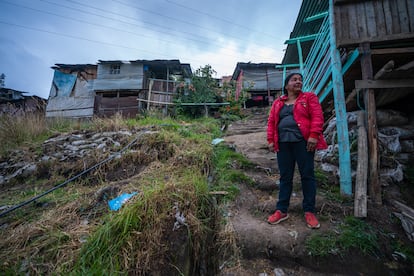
[
  {"xmin": 220, "ymin": 109, "xmax": 325, "ymax": 275},
  {"xmin": 218, "ymin": 108, "xmax": 405, "ymax": 275}
]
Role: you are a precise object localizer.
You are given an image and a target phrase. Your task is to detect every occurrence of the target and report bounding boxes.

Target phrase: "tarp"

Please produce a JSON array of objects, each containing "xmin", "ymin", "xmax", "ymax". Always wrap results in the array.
[{"xmin": 52, "ymin": 70, "xmax": 76, "ymax": 97}]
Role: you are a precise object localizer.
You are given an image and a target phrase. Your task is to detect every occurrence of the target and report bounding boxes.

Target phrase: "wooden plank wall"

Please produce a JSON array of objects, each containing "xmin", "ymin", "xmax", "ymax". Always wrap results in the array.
[
  {"xmin": 95, "ymin": 95, "xmax": 139, "ymax": 117},
  {"xmin": 334, "ymin": 0, "xmax": 414, "ymax": 47},
  {"xmin": 148, "ymin": 79, "xmax": 176, "ymax": 107}
]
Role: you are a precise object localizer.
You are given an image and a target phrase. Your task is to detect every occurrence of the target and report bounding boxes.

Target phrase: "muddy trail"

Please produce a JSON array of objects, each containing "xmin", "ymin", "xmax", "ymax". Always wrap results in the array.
[{"xmin": 219, "ymin": 108, "xmax": 412, "ymax": 276}]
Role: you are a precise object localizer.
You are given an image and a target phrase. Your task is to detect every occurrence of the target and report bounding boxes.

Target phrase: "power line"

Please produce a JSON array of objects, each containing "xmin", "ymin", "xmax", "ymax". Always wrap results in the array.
[
  {"xmin": 110, "ymin": 0, "xmax": 261, "ymax": 45},
  {"xmin": 39, "ymin": 0, "xmax": 213, "ymax": 45},
  {"xmin": 0, "ymin": 0, "xmax": 284, "ymax": 77},
  {"xmin": 164, "ymin": 0, "xmax": 280, "ymax": 39},
  {"xmin": 35, "ymin": 0, "xmax": 281, "ymax": 59},
  {"xmin": 0, "ymin": 0, "xmax": 238, "ymax": 60},
  {"xmin": 0, "ymin": 20, "xmax": 177, "ymax": 59},
  {"xmin": 0, "ymin": 0, "xmax": 279, "ymax": 65},
  {"xmin": 0, "ymin": 19, "xmax": 249, "ymax": 75}
]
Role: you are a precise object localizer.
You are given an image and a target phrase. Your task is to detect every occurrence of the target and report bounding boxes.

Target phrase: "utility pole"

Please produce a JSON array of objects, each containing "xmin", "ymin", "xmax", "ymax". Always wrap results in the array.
[{"xmin": 0, "ymin": 73, "xmax": 5, "ymax": 88}]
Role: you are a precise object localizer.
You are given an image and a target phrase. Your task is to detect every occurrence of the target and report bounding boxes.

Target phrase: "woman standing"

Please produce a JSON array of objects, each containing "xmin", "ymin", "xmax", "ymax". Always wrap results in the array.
[{"xmin": 267, "ymin": 73, "xmax": 327, "ymax": 229}]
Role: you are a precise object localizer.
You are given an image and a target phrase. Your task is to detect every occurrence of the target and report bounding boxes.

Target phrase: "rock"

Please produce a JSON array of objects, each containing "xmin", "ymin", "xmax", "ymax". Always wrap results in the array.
[{"xmin": 274, "ymin": 268, "xmax": 285, "ymax": 276}]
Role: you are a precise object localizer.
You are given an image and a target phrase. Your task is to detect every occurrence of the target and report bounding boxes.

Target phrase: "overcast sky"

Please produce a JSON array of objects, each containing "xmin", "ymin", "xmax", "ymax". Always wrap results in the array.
[{"xmin": 0, "ymin": 0, "xmax": 301, "ymax": 99}]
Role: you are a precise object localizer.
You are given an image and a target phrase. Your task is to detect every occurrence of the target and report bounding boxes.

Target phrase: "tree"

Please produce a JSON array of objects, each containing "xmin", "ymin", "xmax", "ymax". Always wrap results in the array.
[{"xmin": 175, "ymin": 65, "xmax": 222, "ymax": 117}]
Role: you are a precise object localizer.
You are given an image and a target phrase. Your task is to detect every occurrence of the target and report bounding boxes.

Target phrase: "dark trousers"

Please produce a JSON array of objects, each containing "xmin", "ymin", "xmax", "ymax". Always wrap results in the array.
[{"xmin": 276, "ymin": 140, "xmax": 316, "ymax": 213}]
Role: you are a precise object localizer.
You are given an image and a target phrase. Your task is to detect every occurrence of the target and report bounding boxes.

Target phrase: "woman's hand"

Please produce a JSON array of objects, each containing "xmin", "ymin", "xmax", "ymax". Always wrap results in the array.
[
  {"xmin": 307, "ymin": 137, "xmax": 318, "ymax": 152},
  {"xmin": 268, "ymin": 143, "xmax": 274, "ymax": 152}
]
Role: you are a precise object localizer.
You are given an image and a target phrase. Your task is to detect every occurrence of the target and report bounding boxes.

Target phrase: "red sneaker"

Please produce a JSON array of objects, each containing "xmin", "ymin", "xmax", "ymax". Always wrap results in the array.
[
  {"xmin": 268, "ymin": 210, "xmax": 289, "ymax": 225},
  {"xmin": 305, "ymin": 212, "xmax": 320, "ymax": 229}
]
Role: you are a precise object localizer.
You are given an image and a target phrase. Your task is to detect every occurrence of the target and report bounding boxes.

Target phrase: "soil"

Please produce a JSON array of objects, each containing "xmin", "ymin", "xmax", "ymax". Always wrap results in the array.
[{"xmin": 218, "ymin": 107, "xmax": 413, "ymax": 275}]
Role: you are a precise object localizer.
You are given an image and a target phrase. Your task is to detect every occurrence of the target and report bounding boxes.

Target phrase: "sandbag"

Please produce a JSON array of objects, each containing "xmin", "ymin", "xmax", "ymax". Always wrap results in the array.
[
  {"xmin": 378, "ymin": 132, "xmax": 401, "ymax": 153},
  {"xmin": 376, "ymin": 109, "xmax": 409, "ymax": 127}
]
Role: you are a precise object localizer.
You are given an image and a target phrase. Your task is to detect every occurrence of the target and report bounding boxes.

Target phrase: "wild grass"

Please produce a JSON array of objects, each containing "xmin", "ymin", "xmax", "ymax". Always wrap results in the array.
[
  {"xmin": 0, "ymin": 113, "xmax": 90, "ymax": 155},
  {"xmin": 73, "ymin": 151, "xmax": 214, "ymax": 274},
  {"xmin": 210, "ymin": 144, "xmax": 255, "ymax": 200},
  {"xmin": 70, "ymin": 115, "xmax": 219, "ymax": 274},
  {"xmin": 0, "ymin": 112, "xmax": 223, "ymax": 274},
  {"xmin": 0, "ymin": 113, "xmax": 48, "ymax": 154},
  {"xmin": 306, "ymin": 216, "xmax": 379, "ymax": 257}
]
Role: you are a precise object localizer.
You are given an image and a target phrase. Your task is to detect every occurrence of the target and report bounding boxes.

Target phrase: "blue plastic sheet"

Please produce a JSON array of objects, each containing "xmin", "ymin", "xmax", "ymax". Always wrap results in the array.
[
  {"xmin": 108, "ymin": 192, "xmax": 138, "ymax": 211},
  {"xmin": 52, "ymin": 70, "xmax": 77, "ymax": 97}
]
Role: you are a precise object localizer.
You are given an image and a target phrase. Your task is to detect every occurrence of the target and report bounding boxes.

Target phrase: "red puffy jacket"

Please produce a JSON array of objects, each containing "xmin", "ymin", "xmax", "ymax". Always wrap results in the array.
[{"xmin": 267, "ymin": 91, "xmax": 328, "ymax": 152}]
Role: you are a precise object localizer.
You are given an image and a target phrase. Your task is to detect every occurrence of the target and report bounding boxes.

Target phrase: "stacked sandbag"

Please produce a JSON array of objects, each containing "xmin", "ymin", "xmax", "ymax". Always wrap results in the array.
[{"xmin": 317, "ymin": 109, "xmax": 414, "ymax": 187}]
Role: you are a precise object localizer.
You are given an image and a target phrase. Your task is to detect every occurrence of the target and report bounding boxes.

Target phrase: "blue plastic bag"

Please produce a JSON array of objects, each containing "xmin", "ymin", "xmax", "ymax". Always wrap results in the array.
[
  {"xmin": 211, "ymin": 138, "xmax": 224, "ymax": 145},
  {"xmin": 108, "ymin": 192, "xmax": 138, "ymax": 211}
]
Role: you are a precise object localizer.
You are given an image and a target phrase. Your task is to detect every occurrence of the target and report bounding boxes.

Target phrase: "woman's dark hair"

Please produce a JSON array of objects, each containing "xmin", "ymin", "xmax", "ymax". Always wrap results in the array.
[{"xmin": 283, "ymin": 72, "xmax": 303, "ymax": 94}]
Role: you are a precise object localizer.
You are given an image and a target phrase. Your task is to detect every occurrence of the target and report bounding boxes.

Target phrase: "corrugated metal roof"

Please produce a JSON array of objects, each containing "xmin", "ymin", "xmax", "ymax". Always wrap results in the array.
[
  {"xmin": 98, "ymin": 59, "xmax": 192, "ymax": 78},
  {"xmin": 282, "ymin": 0, "xmax": 329, "ymax": 65},
  {"xmin": 231, "ymin": 62, "xmax": 281, "ymax": 80},
  {"xmin": 51, "ymin": 64, "xmax": 97, "ymax": 70}
]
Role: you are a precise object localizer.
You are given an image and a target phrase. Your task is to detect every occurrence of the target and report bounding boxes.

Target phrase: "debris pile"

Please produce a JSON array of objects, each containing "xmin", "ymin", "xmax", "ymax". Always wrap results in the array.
[{"xmin": 0, "ymin": 130, "xmax": 133, "ymax": 185}]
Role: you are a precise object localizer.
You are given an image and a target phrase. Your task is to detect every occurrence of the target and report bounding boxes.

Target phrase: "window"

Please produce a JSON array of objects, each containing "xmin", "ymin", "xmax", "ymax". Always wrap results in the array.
[{"xmin": 110, "ymin": 64, "xmax": 121, "ymax": 74}]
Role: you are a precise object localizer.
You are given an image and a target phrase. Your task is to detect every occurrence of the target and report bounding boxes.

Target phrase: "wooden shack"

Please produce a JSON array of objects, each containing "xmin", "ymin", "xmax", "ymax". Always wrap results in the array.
[
  {"xmin": 94, "ymin": 59, "xmax": 191, "ymax": 117},
  {"xmin": 0, "ymin": 88, "xmax": 46, "ymax": 116},
  {"xmin": 46, "ymin": 64, "xmax": 97, "ymax": 118},
  {"xmin": 231, "ymin": 62, "xmax": 292, "ymax": 107}
]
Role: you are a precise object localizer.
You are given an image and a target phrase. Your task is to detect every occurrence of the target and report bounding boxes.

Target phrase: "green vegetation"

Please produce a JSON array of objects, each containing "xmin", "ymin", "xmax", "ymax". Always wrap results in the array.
[
  {"xmin": 0, "ymin": 113, "xmax": 93, "ymax": 155},
  {"xmin": 315, "ymin": 168, "xmax": 328, "ymax": 186},
  {"xmin": 0, "ymin": 111, "xmax": 230, "ymax": 274},
  {"xmin": 392, "ymin": 239, "xmax": 414, "ymax": 264},
  {"xmin": 211, "ymin": 144, "xmax": 256, "ymax": 200},
  {"xmin": 306, "ymin": 216, "xmax": 379, "ymax": 257},
  {"xmin": 174, "ymin": 65, "xmax": 222, "ymax": 117},
  {"xmin": 0, "ymin": 113, "xmax": 48, "ymax": 154},
  {"xmin": 174, "ymin": 64, "xmax": 249, "ymax": 119}
]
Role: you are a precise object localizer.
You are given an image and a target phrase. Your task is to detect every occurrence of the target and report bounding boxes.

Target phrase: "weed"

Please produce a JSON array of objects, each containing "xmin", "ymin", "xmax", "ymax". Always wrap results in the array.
[
  {"xmin": 315, "ymin": 168, "xmax": 328, "ymax": 186},
  {"xmin": 0, "ymin": 114, "xmax": 48, "ymax": 154},
  {"xmin": 306, "ymin": 216, "xmax": 379, "ymax": 257},
  {"xmin": 319, "ymin": 182, "xmax": 352, "ymax": 204},
  {"xmin": 210, "ymin": 144, "xmax": 255, "ymax": 200},
  {"xmin": 305, "ymin": 232, "xmax": 338, "ymax": 257},
  {"xmin": 392, "ymin": 239, "xmax": 414, "ymax": 263}
]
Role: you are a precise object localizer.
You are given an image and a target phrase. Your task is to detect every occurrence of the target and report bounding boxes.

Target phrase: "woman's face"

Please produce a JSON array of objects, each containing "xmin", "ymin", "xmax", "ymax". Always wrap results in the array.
[{"xmin": 285, "ymin": 74, "xmax": 303, "ymax": 94}]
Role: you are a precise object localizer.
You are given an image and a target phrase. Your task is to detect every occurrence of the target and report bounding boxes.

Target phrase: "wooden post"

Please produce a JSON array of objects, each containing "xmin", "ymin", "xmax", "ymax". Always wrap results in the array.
[
  {"xmin": 265, "ymin": 68, "xmax": 271, "ymax": 106},
  {"xmin": 360, "ymin": 42, "xmax": 382, "ymax": 205},
  {"xmin": 147, "ymin": 79, "xmax": 154, "ymax": 111},
  {"xmin": 355, "ymin": 111, "xmax": 368, "ymax": 217},
  {"xmin": 329, "ymin": 0, "xmax": 352, "ymax": 195},
  {"xmin": 204, "ymin": 104, "xmax": 208, "ymax": 117}
]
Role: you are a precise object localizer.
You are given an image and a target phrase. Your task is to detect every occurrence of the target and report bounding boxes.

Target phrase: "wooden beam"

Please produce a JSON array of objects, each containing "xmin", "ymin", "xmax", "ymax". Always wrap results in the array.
[
  {"xmin": 355, "ymin": 111, "xmax": 368, "ymax": 218},
  {"xmin": 360, "ymin": 42, "xmax": 382, "ymax": 205},
  {"xmin": 284, "ymin": 34, "xmax": 319, "ymax": 44},
  {"xmin": 374, "ymin": 60, "xmax": 394, "ymax": 79},
  {"xmin": 304, "ymin": 12, "xmax": 328, "ymax": 22},
  {"xmin": 338, "ymin": 33, "xmax": 414, "ymax": 48},
  {"xmin": 371, "ymin": 47, "xmax": 414, "ymax": 55},
  {"xmin": 137, "ymin": 98, "xmax": 174, "ymax": 105},
  {"xmin": 355, "ymin": 79, "xmax": 414, "ymax": 89}
]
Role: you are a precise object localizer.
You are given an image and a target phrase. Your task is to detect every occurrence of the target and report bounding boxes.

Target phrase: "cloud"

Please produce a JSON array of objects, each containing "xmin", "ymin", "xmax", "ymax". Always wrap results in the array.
[{"xmin": 0, "ymin": 0, "xmax": 301, "ymax": 98}]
